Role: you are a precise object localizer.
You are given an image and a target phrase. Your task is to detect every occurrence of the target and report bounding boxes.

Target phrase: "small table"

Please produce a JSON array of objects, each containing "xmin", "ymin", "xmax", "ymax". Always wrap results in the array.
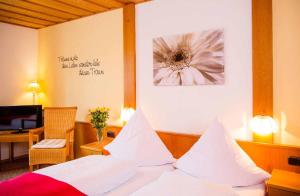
[
  {"xmin": 0, "ymin": 131, "xmax": 39, "ymax": 161},
  {"xmin": 80, "ymin": 137, "xmax": 113, "ymax": 157},
  {"xmin": 266, "ymin": 169, "xmax": 300, "ymax": 196}
]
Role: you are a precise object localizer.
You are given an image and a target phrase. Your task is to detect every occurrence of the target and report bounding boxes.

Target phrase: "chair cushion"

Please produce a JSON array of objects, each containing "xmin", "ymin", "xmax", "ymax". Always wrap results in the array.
[{"xmin": 32, "ymin": 139, "xmax": 66, "ymax": 149}]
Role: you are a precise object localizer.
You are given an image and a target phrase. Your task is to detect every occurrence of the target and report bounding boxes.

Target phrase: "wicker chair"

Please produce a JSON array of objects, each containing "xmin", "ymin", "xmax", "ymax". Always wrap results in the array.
[{"xmin": 29, "ymin": 107, "xmax": 77, "ymax": 171}]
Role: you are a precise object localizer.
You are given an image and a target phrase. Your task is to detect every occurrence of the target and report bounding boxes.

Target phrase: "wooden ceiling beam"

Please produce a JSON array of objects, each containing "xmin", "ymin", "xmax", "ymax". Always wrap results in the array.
[
  {"xmin": 24, "ymin": 0, "xmax": 93, "ymax": 16},
  {"xmin": 0, "ymin": 3, "xmax": 66, "ymax": 22},
  {"xmin": 0, "ymin": 15, "xmax": 45, "ymax": 28},
  {"xmin": 116, "ymin": 0, "xmax": 150, "ymax": 3},
  {"xmin": 114, "ymin": 0, "xmax": 131, "ymax": 3},
  {"xmin": 0, "ymin": 9, "xmax": 55, "ymax": 26},
  {"xmin": 0, "ymin": 0, "xmax": 150, "ymax": 29},
  {"xmin": 87, "ymin": 0, "xmax": 124, "ymax": 9},
  {"xmin": 57, "ymin": 0, "xmax": 108, "ymax": 13},
  {"xmin": 0, "ymin": 0, "xmax": 77, "ymax": 20}
]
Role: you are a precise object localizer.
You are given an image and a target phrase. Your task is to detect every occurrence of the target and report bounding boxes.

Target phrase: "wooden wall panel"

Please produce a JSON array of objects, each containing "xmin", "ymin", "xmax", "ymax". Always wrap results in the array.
[
  {"xmin": 238, "ymin": 141, "xmax": 300, "ymax": 173},
  {"xmin": 123, "ymin": 3, "xmax": 136, "ymax": 108},
  {"xmin": 252, "ymin": 0, "xmax": 273, "ymax": 116},
  {"xmin": 74, "ymin": 122, "xmax": 97, "ymax": 158}
]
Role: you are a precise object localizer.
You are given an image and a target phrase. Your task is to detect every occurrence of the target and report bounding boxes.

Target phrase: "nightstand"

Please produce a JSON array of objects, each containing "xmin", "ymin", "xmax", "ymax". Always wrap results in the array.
[
  {"xmin": 80, "ymin": 137, "xmax": 113, "ymax": 157},
  {"xmin": 266, "ymin": 169, "xmax": 300, "ymax": 196}
]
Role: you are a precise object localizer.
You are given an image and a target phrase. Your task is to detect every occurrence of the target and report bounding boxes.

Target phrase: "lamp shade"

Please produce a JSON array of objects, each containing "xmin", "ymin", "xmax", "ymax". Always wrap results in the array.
[
  {"xmin": 249, "ymin": 115, "xmax": 278, "ymax": 135},
  {"xmin": 28, "ymin": 81, "xmax": 40, "ymax": 93}
]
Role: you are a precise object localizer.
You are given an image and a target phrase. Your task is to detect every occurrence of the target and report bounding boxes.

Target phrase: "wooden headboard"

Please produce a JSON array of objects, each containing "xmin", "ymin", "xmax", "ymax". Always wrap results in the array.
[
  {"xmin": 104, "ymin": 125, "xmax": 300, "ymax": 173},
  {"xmin": 156, "ymin": 131, "xmax": 300, "ymax": 173},
  {"xmin": 75, "ymin": 122, "xmax": 300, "ymax": 173}
]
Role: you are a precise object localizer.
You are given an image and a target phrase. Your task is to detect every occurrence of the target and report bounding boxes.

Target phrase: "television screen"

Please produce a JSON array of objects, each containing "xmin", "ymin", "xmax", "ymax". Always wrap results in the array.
[{"xmin": 0, "ymin": 105, "xmax": 43, "ymax": 131}]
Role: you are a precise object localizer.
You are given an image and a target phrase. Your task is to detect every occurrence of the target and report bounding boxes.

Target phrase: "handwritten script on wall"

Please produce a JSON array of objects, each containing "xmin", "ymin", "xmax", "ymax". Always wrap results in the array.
[{"xmin": 58, "ymin": 55, "xmax": 104, "ymax": 76}]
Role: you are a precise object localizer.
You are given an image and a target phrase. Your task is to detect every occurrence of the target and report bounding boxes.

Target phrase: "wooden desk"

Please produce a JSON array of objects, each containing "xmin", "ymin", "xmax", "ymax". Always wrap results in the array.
[
  {"xmin": 80, "ymin": 138, "xmax": 113, "ymax": 157},
  {"xmin": 0, "ymin": 131, "xmax": 39, "ymax": 161}
]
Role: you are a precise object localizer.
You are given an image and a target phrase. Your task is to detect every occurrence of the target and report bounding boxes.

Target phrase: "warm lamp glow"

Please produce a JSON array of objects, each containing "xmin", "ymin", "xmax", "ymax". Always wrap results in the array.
[
  {"xmin": 28, "ymin": 81, "xmax": 41, "ymax": 104},
  {"xmin": 250, "ymin": 115, "xmax": 278, "ymax": 143},
  {"xmin": 28, "ymin": 81, "xmax": 40, "ymax": 93},
  {"xmin": 250, "ymin": 115, "xmax": 278, "ymax": 135},
  {"xmin": 121, "ymin": 107, "xmax": 135, "ymax": 124}
]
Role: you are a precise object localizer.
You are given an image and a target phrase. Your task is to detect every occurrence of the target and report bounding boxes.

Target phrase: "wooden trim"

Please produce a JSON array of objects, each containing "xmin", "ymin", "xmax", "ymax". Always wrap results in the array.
[
  {"xmin": 252, "ymin": 0, "xmax": 273, "ymax": 116},
  {"xmin": 123, "ymin": 3, "xmax": 136, "ymax": 108},
  {"xmin": 43, "ymin": 106, "xmax": 78, "ymax": 110}
]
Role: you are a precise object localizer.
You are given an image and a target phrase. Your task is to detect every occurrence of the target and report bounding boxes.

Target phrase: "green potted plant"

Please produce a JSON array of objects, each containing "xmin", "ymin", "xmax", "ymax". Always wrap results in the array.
[{"xmin": 89, "ymin": 107, "xmax": 109, "ymax": 142}]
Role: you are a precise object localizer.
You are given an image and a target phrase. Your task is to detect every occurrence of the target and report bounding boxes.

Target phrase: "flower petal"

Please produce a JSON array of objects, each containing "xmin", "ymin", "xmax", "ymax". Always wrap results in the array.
[
  {"xmin": 189, "ymin": 67, "xmax": 207, "ymax": 85},
  {"xmin": 159, "ymin": 70, "xmax": 180, "ymax": 85},
  {"xmin": 180, "ymin": 68, "xmax": 194, "ymax": 85},
  {"xmin": 154, "ymin": 67, "xmax": 173, "ymax": 85}
]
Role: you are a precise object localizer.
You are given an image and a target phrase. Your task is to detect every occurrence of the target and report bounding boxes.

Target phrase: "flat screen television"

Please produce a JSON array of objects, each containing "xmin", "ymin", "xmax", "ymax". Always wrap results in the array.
[{"xmin": 0, "ymin": 105, "xmax": 43, "ymax": 133}]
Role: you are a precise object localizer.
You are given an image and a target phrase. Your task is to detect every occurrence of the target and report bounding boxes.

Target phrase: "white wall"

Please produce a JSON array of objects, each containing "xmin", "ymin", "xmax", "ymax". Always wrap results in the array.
[
  {"xmin": 0, "ymin": 23, "xmax": 38, "ymax": 105},
  {"xmin": 0, "ymin": 22, "xmax": 38, "ymax": 160},
  {"xmin": 273, "ymin": 0, "xmax": 300, "ymax": 146},
  {"xmin": 136, "ymin": 0, "xmax": 252, "ymax": 139},
  {"xmin": 38, "ymin": 9, "xmax": 124, "ymax": 123}
]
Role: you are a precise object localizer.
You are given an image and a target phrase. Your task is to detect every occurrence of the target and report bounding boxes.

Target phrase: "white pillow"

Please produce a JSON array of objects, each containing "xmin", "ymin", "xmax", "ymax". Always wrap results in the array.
[
  {"xmin": 104, "ymin": 108, "xmax": 175, "ymax": 166},
  {"xmin": 175, "ymin": 120, "xmax": 270, "ymax": 187}
]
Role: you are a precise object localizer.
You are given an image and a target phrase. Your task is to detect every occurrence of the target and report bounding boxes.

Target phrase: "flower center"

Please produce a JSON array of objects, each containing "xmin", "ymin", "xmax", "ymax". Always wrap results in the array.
[
  {"xmin": 174, "ymin": 52, "xmax": 184, "ymax": 62},
  {"xmin": 167, "ymin": 48, "xmax": 191, "ymax": 71}
]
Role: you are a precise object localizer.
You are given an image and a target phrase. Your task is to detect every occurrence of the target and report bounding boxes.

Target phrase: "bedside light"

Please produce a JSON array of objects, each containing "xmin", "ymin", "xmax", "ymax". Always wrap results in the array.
[
  {"xmin": 250, "ymin": 115, "xmax": 278, "ymax": 143},
  {"xmin": 28, "ymin": 81, "xmax": 41, "ymax": 105},
  {"xmin": 120, "ymin": 107, "xmax": 135, "ymax": 125}
]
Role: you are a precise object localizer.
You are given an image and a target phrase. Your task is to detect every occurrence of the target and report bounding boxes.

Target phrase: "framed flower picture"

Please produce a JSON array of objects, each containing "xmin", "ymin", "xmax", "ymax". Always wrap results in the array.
[{"xmin": 153, "ymin": 29, "xmax": 225, "ymax": 86}]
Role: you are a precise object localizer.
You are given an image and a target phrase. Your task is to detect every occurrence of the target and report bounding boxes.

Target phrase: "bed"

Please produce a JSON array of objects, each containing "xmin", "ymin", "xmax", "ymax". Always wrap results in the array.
[
  {"xmin": 2, "ymin": 109, "xmax": 300, "ymax": 195},
  {"xmin": 106, "ymin": 164, "xmax": 265, "ymax": 196},
  {"xmin": 34, "ymin": 155, "xmax": 265, "ymax": 196}
]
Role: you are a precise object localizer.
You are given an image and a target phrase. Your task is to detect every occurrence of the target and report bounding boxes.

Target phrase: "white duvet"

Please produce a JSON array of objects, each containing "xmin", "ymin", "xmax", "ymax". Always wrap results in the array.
[
  {"xmin": 35, "ymin": 155, "xmax": 137, "ymax": 196},
  {"xmin": 131, "ymin": 170, "xmax": 238, "ymax": 196}
]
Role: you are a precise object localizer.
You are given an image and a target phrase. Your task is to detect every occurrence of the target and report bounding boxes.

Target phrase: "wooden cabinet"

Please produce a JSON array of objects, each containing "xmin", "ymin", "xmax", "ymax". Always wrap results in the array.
[
  {"xmin": 80, "ymin": 138, "xmax": 113, "ymax": 157},
  {"xmin": 266, "ymin": 169, "xmax": 300, "ymax": 196}
]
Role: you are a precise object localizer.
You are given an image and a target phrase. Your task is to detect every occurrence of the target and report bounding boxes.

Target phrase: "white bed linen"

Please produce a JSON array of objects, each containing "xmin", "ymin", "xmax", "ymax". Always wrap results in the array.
[
  {"xmin": 129, "ymin": 168, "xmax": 265, "ymax": 196},
  {"xmin": 131, "ymin": 170, "xmax": 238, "ymax": 196},
  {"xmin": 35, "ymin": 155, "xmax": 137, "ymax": 196},
  {"xmin": 233, "ymin": 183, "xmax": 265, "ymax": 196},
  {"xmin": 34, "ymin": 156, "xmax": 265, "ymax": 196},
  {"xmin": 106, "ymin": 164, "xmax": 174, "ymax": 196}
]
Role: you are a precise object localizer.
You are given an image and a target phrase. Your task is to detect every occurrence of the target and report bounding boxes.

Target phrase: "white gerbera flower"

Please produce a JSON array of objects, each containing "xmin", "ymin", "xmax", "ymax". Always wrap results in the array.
[{"xmin": 153, "ymin": 30, "xmax": 225, "ymax": 86}]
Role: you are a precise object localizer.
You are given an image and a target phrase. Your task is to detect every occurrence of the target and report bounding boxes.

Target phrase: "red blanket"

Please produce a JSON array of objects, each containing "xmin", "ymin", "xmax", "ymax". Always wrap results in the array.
[{"xmin": 0, "ymin": 172, "xmax": 86, "ymax": 196}]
